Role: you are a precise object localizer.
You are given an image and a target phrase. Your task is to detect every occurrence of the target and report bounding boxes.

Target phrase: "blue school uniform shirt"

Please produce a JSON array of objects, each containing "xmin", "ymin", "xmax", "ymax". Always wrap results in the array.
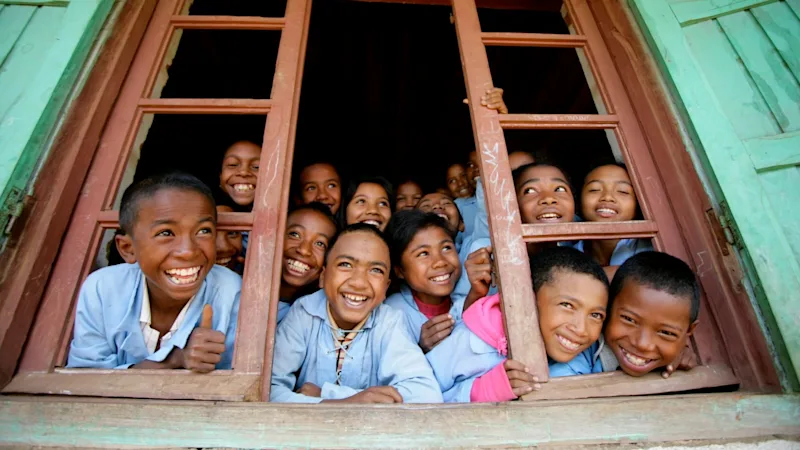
[
  {"xmin": 426, "ymin": 322, "xmax": 601, "ymax": 402},
  {"xmin": 270, "ymin": 289, "xmax": 444, "ymax": 403},
  {"xmin": 67, "ymin": 263, "xmax": 241, "ymax": 369},
  {"xmin": 455, "ymin": 196, "xmax": 478, "ymax": 238},
  {"xmin": 384, "ymin": 285, "xmax": 465, "ymax": 343},
  {"xmin": 572, "ymin": 238, "xmax": 653, "ymax": 266},
  {"xmin": 277, "ymin": 299, "xmax": 291, "ymax": 324}
]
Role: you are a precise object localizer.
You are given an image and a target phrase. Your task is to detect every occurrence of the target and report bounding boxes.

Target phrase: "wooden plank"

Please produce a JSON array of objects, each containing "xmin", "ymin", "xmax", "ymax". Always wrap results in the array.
[
  {"xmin": 499, "ymin": 113, "xmax": 618, "ymax": 129},
  {"xmin": 718, "ymin": 10, "xmax": 800, "ymax": 133},
  {"xmin": 631, "ymin": 0, "xmax": 800, "ymax": 386},
  {"xmin": 745, "ymin": 131, "xmax": 800, "ymax": 171},
  {"xmin": 568, "ymin": 0, "xmax": 731, "ymax": 369},
  {"xmin": 3, "ymin": 372, "xmax": 260, "ymax": 401},
  {"xmin": 350, "ymin": 0, "xmax": 564, "ymax": 10},
  {"xmin": 0, "ymin": 394, "xmax": 798, "ymax": 447},
  {"xmin": 591, "ymin": 0, "xmax": 780, "ymax": 391},
  {"xmin": 239, "ymin": 0, "xmax": 312, "ymax": 400},
  {"xmin": 481, "ymin": 32, "xmax": 587, "ymax": 47},
  {"xmin": 15, "ymin": 0, "xmax": 174, "ymax": 375},
  {"xmin": 97, "ymin": 210, "xmax": 253, "ymax": 230},
  {"xmin": 452, "ymin": 0, "xmax": 550, "ymax": 383},
  {"xmin": 521, "ymin": 220, "xmax": 658, "ymax": 242},
  {"xmin": 0, "ymin": 5, "xmax": 35, "ymax": 66},
  {"xmin": 170, "ymin": 15, "xmax": 285, "ymax": 30},
  {"xmin": 669, "ymin": 0, "xmax": 778, "ymax": 26},
  {"xmin": 751, "ymin": 2, "xmax": 800, "ymax": 83},
  {"xmin": 138, "ymin": 98, "xmax": 273, "ymax": 114},
  {"xmin": 524, "ymin": 365, "xmax": 738, "ymax": 401}
]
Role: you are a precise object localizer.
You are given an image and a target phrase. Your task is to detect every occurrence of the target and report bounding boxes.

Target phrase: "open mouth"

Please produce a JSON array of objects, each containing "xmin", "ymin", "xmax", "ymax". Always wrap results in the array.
[
  {"xmin": 595, "ymin": 207, "xmax": 618, "ymax": 218},
  {"xmin": 342, "ymin": 292, "xmax": 369, "ymax": 308},
  {"xmin": 536, "ymin": 212, "xmax": 563, "ymax": 222},
  {"xmin": 232, "ymin": 183, "xmax": 255, "ymax": 192},
  {"xmin": 429, "ymin": 273, "xmax": 452, "ymax": 284},
  {"xmin": 165, "ymin": 266, "xmax": 202, "ymax": 285},
  {"xmin": 556, "ymin": 334, "xmax": 581, "ymax": 352},
  {"xmin": 216, "ymin": 257, "xmax": 232, "ymax": 266},
  {"xmin": 620, "ymin": 347, "xmax": 656, "ymax": 368},
  {"xmin": 360, "ymin": 219, "xmax": 382, "ymax": 227},
  {"xmin": 435, "ymin": 213, "xmax": 449, "ymax": 221},
  {"xmin": 286, "ymin": 258, "xmax": 311, "ymax": 276}
]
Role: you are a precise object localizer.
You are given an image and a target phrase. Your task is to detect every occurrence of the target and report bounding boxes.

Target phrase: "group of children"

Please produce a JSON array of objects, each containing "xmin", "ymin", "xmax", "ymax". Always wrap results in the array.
[{"xmin": 69, "ymin": 89, "xmax": 700, "ymax": 403}]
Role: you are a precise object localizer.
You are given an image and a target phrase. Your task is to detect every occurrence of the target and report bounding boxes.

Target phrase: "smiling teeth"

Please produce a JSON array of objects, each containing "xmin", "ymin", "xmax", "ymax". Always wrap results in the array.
[
  {"xmin": 430, "ymin": 274, "xmax": 451, "ymax": 282},
  {"xmin": 436, "ymin": 213, "xmax": 449, "ymax": 220},
  {"xmin": 556, "ymin": 334, "xmax": 580, "ymax": 351},
  {"xmin": 621, "ymin": 348, "xmax": 651, "ymax": 367},
  {"xmin": 362, "ymin": 220, "xmax": 380, "ymax": 226},
  {"xmin": 597, "ymin": 208, "xmax": 616, "ymax": 215},
  {"xmin": 216, "ymin": 257, "xmax": 232, "ymax": 266},
  {"xmin": 165, "ymin": 266, "xmax": 201, "ymax": 285},
  {"xmin": 537, "ymin": 213, "xmax": 561, "ymax": 220},
  {"xmin": 287, "ymin": 258, "xmax": 310, "ymax": 273},
  {"xmin": 343, "ymin": 293, "xmax": 368, "ymax": 302},
  {"xmin": 234, "ymin": 184, "xmax": 255, "ymax": 192}
]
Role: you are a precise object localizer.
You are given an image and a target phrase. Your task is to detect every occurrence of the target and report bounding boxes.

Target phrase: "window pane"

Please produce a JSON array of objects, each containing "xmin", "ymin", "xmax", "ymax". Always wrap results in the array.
[
  {"xmin": 478, "ymin": 2, "xmax": 568, "ymax": 34},
  {"xmin": 181, "ymin": 0, "xmax": 287, "ymax": 17}
]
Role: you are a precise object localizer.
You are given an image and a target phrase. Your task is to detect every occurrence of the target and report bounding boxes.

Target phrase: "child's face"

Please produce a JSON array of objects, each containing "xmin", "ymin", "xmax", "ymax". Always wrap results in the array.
[
  {"xmin": 466, "ymin": 151, "xmax": 481, "ymax": 189},
  {"xmin": 536, "ymin": 270, "xmax": 608, "ymax": 363},
  {"xmin": 116, "ymin": 189, "xmax": 216, "ymax": 306},
  {"xmin": 581, "ymin": 165, "xmax": 637, "ymax": 222},
  {"xmin": 219, "ymin": 141, "xmax": 261, "ymax": 206},
  {"xmin": 345, "ymin": 182, "xmax": 392, "ymax": 232},
  {"xmin": 516, "ymin": 165, "xmax": 575, "ymax": 224},
  {"xmin": 397, "ymin": 226, "xmax": 461, "ymax": 299},
  {"xmin": 320, "ymin": 230, "xmax": 391, "ymax": 329},
  {"xmin": 214, "ymin": 205, "xmax": 243, "ymax": 270},
  {"xmin": 395, "ymin": 181, "xmax": 423, "ymax": 212},
  {"xmin": 416, "ymin": 193, "xmax": 463, "ymax": 235},
  {"xmin": 282, "ymin": 209, "xmax": 336, "ymax": 290},
  {"xmin": 604, "ymin": 281, "xmax": 697, "ymax": 376},
  {"xmin": 299, "ymin": 163, "xmax": 341, "ymax": 214},
  {"xmin": 446, "ymin": 163, "xmax": 474, "ymax": 199},
  {"xmin": 508, "ymin": 151, "xmax": 536, "ymax": 171}
]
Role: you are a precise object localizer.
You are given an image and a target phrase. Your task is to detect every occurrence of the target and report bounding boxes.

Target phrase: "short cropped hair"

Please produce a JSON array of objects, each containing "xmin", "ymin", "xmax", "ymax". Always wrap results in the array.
[
  {"xmin": 288, "ymin": 201, "xmax": 338, "ymax": 231},
  {"xmin": 386, "ymin": 210, "xmax": 452, "ymax": 269},
  {"xmin": 610, "ymin": 251, "xmax": 700, "ymax": 322},
  {"xmin": 119, "ymin": 172, "xmax": 215, "ymax": 234},
  {"xmin": 530, "ymin": 247, "xmax": 609, "ymax": 294},
  {"xmin": 336, "ymin": 175, "xmax": 395, "ymax": 228},
  {"xmin": 324, "ymin": 223, "xmax": 391, "ymax": 267},
  {"xmin": 512, "ymin": 162, "xmax": 573, "ymax": 191}
]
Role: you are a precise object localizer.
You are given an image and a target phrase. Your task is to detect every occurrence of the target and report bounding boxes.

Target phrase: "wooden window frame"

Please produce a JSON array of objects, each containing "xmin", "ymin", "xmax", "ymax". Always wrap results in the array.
[{"xmin": 0, "ymin": 0, "xmax": 780, "ymax": 402}]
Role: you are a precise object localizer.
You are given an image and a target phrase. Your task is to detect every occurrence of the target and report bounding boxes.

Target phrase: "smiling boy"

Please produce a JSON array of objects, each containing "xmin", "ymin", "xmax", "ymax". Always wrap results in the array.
[
  {"xmin": 68, "ymin": 173, "xmax": 241, "ymax": 371},
  {"xmin": 270, "ymin": 224, "xmax": 443, "ymax": 403},
  {"xmin": 599, "ymin": 251, "xmax": 699, "ymax": 376}
]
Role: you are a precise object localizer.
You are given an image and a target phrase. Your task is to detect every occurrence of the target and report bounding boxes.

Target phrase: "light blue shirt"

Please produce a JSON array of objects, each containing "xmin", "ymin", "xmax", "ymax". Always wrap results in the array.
[
  {"xmin": 572, "ymin": 238, "xmax": 653, "ymax": 266},
  {"xmin": 270, "ymin": 289, "xmax": 444, "ymax": 403},
  {"xmin": 67, "ymin": 263, "xmax": 241, "ymax": 369},
  {"xmin": 384, "ymin": 284, "xmax": 465, "ymax": 343},
  {"xmin": 277, "ymin": 299, "xmax": 291, "ymax": 324},
  {"xmin": 454, "ymin": 196, "xmax": 478, "ymax": 239},
  {"xmin": 427, "ymin": 322, "xmax": 601, "ymax": 402}
]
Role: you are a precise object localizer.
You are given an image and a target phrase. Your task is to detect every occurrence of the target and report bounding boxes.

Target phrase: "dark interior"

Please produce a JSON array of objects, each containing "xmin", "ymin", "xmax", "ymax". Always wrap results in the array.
[{"xmin": 132, "ymin": 0, "xmax": 614, "ymax": 198}]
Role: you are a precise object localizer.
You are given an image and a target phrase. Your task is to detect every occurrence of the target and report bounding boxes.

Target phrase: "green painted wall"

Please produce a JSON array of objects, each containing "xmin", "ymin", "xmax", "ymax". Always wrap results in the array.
[
  {"xmin": 0, "ymin": 0, "xmax": 112, "ymax": 241},
  {"xmin": 630, "ymin": 0, "xmax": 800, "ymax": 390}
]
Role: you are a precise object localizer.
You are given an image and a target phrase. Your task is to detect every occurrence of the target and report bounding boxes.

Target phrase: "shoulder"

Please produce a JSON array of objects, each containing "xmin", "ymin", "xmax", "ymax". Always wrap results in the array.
[
  {"xmin": 384, "ymin": 289, "xmax": 413, "ymax": 312},
  {"xmin": 205, "ymin": 265, "xmax": 242, "ymax": 291},
  {"xmin": 81, "ymin": 264, "xmax": 141, "ymax": 296},
  {"xmin": 294, "ymin": 289, "xmax": 328, "ymax": 320}
]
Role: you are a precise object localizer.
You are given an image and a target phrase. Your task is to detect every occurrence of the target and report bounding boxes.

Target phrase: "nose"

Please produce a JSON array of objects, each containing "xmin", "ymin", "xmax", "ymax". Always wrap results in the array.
[
  {"xmin": 296, "ymin": 239, "xmax": 312, "ymax": 257},
  {"xmin": 175, "ymin": 234, "xmax": 200, "ymax": 259},
  {"xmin": 567, "ymin": 314, "xmax": 588, "ymax": 338},
  {"xmin": 348, "ymin": 268, "xmax": 369, "ymax": 289},
  {"xmin": 365, "ymin": 201, "xmax": 379, "ymax": 216},
  {"xmin": 431, "ymin": 253, "xmax": 448, "ymax": 269},
  {"xmin": 216, "ymin": 233, "xmax": 234, "ymax": 254},
  {"xmin": 539, "ymin": 194, "xmax": 558, "ymax": 205},
  {"xmin": 316, "ymin": 189, "xmax": 330, "ymax": 202},
  {"xmin": 631, "ymin": 329, "xmax": 656, "ymax": 353},
  {"xmin": 599, "ymin": 188, "xmax": 615, "ymax": 202}
]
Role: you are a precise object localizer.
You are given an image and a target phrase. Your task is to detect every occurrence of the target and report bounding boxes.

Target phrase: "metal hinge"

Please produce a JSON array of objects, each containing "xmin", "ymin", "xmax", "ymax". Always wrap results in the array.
[
  {"xmin": 707, "ymin": 201, "xmax": 742, "ymax": 254},
  {"xmin": 3, "ymin": 188, "xmax": 26, "ymax": 236}
]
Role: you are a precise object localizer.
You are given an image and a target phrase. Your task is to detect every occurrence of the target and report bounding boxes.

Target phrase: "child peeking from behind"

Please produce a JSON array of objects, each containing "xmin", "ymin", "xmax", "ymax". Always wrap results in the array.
[
  {"xmin": 427, "ymin": 247, "xmax": 609, "ymax": 402},
  {"xmin": 270, "ymin": 224, "xmax": 443, "ymax": 404},
  {"xmin": 68, "ymin": 172, "xmax": 241, "ymax": 371}
]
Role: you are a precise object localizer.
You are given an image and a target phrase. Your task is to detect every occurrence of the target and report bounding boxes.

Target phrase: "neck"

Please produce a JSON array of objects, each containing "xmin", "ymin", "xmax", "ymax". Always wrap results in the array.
[
  {"xmin": 588, "ymin": 239, "xmax": 620, "ymax": 266},
  {"xmin": 279, "ymin": 282, "xmax": 298, "ymax": 301},
  {"xmin": 412, "ymin": 289, "xmax": 447, "ymax": 306}
]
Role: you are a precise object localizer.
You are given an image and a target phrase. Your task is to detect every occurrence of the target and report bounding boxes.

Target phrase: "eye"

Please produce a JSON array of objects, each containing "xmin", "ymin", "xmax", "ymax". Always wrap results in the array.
[
  {"xmin": 442, "ymin": 244, "xmax": 454, "ymax": 252},
  {"xmin": 156, "ymin": 229, "xmax": 174, "ymax": 237},
  {"xmin": 226, "ymin": 162, "xmax": 239, "ymax": 168},
  {"xmin": 227, "ymin": 231, "xmax": 240, "ymax": 238},
  {"xmin": 288, "ymin": 231, "xmax": 301, "ymax": 239},
  {"xmin": 327, "ymin": 182, "xmax": 338, "ymax": 189},
  {"xmin": 588, "ymin": 188, "xmax": 600, "ymax": 193},
  {"xmin": 252, "ymin": 164, "xmax": 260, "ymax": 171},
  {"xmin": 338, "ymin": 261, "xmax": 352, "ymax": 269},
  {"xmin": 355, "ymin": 198, "xmax": 365, "ymax": 205},
  {"xmin": 417, "ymin": 250, "xmax": 429, "ymax": 258},
  {"xmin": 658, "ymin": 330, "xmax": 678, "ymax": 338},
  {"xmin": 523, "ymin": 187, "xmax": 537, "ymax": 195},
  {"xmin": 370, "ymin": 267, "xmax": 386, "ymax": 275},
  {"xmin": 555, "ymin": 186, "xmax": 567, "ymax": 192},
  {"xmin": 590, "ymin": 312, "xmax": 605, "ymax": 320},
  {"xmin": 305, "ymin": 185, "xmax": 316, "ymax": 192},
  {"xmin": 314, "ymin": 240, "xmax": 327, "ymax": 249},
  {"xmin": 379, "ymin": 201, "xmax": 389, "ymax": 208},
  {"xmin": 617, "ymin": 190, "xmax": 631, "ymax": 195},
  {"xmin": 197, "ymin": 227, "xmax": 213, "ymax": 235},
  {"xmin": 558, "ymin": 301, "xmax": 575, "ymax": 310},
  {"xmin": 620, "ymin": 314, "xmax": 636, "ymax": 324}
]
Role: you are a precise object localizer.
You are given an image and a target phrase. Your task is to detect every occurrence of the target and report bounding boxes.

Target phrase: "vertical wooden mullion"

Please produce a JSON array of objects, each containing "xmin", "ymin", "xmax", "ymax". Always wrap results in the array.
[
  {"xmin": 451, "ymin": 0, "xmax": 550, "ymax": 382},
  {"xmin": 17, "ymin": 0, "xmax": 181, "ymax": 373},
  {"xmin": 565, "ymin": 0, "xmax": 729, "ymax": 366},
  {"xmin": 230, "ymin": 0, "xmax": 313, "ymax": 401}
]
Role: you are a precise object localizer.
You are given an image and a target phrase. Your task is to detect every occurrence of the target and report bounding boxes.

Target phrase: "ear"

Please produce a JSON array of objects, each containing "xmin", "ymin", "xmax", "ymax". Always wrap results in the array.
[
  {"xmin": 115, "ymin": 234, "xmax": 137, "ymax": 264},
  {"xmin": 318, "ymin": 266, "xmax": 326, "ymax": 289},
  {"xmin": 394, "ymin": 265, "xmax": 405, "ymax": 281},
  {"xmin": 686, "ymin": 320, "xmax": 699, "ymax": 337}
]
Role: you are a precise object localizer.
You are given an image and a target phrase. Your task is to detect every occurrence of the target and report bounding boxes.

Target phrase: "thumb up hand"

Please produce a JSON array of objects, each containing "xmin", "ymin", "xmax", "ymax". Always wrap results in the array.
[{"xmin": 182, "ymin": 304, "xmax": 226, "ymax": 373}]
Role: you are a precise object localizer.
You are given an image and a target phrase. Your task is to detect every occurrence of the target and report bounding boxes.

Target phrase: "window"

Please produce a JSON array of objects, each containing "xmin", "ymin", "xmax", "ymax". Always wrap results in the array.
[{"xmin": 3, "ymin": 0, "xmax": 772, "ymax": 402}]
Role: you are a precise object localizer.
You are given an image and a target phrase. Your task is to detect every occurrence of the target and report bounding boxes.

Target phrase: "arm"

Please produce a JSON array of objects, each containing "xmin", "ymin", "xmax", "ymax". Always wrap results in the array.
[
  {"xmin": 67, "ymin": 276, "xmax": 127, "ymax": 369},
  {"xmin": 269, "ymin": 307, "xmax": 323, "ymax": 404}
]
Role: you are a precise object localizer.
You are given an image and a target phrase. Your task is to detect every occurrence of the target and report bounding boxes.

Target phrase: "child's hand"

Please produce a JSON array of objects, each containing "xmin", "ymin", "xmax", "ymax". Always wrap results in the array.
[
  {"xmin": 297, "ymin": 382, "xmax": 322, "ymax": 397},
  {"xmin": 419, "ymin": 314, "xmax": 455, "ymax": 353},
  {"xmin": 504, "ymin": 359, "xmax": 541, "ymax": 398},
  {"xmin": 481, "ymin": 87, "xmax": 508, "ymax": 114},
  {"xmin": 463, "ymin": 246, "xmax": 493, "ymax": 311},
  {"xmin": 181, "ymin": 305, "xmax": 226, "ymax": 373},
  {"xmin": 331, "ymin": 386, "xmax": 403, "ymax": 404},
  {"xmin": 662, "ymin": 345, "xmax": 698, "ymax": 378}
]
